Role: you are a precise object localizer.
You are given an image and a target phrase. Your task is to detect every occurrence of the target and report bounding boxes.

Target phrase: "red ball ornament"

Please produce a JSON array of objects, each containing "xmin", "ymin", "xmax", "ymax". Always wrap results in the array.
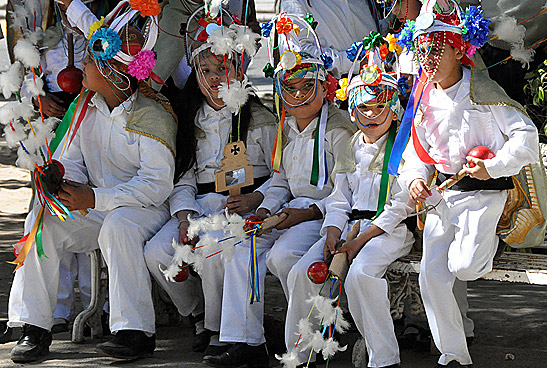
[
  {"xmin": 57, "ymin": 66, "xmax": 83, "ymax": 94},
  {"xmin": 174, "ymin": 263, "xmax": 190, "ymax": 282},
  {"xmin": 52, "ymin": 159, "xmax": 65, "ymax": 177},
  {"xmin": 307, "ymin": 261, "xmax": 329, "ymax": 284},
  {"xmin": 244, "ymin": 215, "xmax": 262, "ymax": 233},
  {"xmin": 467, "ymin": 146, "xmax": 495, "ymax": 167}
]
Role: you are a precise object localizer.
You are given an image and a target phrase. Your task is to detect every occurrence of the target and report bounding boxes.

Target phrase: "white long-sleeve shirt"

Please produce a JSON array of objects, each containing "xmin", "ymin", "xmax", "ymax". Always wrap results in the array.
[
  {"xmin": 322, "ymin": 132, "xmax": 413, "ymax": 236},
  {"xmin": 62, "ymin": 92, "xmax": 175, "ymax": 211},
  {"xmin": 399, "ymin": 67, "xmax": 539, "ymax": 189},
  {"xmin": 169, "ymin": 102, "xmax": 277, "ymax": 216},
  {"xmin": 259, "ymin": 110, "xmax": 353, "ymax": 215},
  {"xmin": 280, "ymin": 0, "xmax": 378, "ymax": 77}
]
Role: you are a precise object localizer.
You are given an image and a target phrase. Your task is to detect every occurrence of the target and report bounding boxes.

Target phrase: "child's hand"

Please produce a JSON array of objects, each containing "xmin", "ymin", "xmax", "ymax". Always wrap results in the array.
[
  {"xmin": 224, "ymin": 192, "xmax": 264, "ymax": 215},
  {"xmin": 35, "ymin": 93, "xmax": 66, "ymax": 118},
  {"xmin": 462, "ymin": 157, "xmax": 492, "ymax": 180},
  {"xmin": 409, "ymin": 178, "xmax": 431, "ymax": 203},
  {"xmin": 58, "ymin": 180, "xmax": 95, "ymax": 210},
  {"xmin": 323, "ymin": 226, "xmax": 342, "ymax": 261},
  {"xmin": 178, "ymin": 221, "xmax": 199, "ymax": 245},
  {"xmin": 275, "ymin": 205, "xmax": 322, "ymax": 230},
  {"xmin": 336, "ymin": 238, "xmax": 364, "ymax": 264},
  {"xmin": 255, "ymin": 208, "xmax": 270, "ymax": 221}
]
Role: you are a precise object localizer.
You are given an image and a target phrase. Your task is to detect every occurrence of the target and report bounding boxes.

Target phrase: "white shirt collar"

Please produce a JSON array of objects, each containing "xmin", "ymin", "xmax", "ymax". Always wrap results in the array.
[{"xmin": 90, "ymin": 91, "xmax": 137, "ymax": 118}]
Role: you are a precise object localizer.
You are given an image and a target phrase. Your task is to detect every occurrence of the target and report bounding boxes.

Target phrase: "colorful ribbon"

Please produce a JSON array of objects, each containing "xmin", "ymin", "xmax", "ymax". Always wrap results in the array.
[
  {"xmin": 272, "ymin": 94, "xmax": 285, "ymax": 173},
  {"xmin": 310, "ymin": 102, "xmax": 329, "ymax": 189},
  {"xmin": 249, "ymin": 224, "xmax": 261, "ymax": 304},
  {"xmin": 374, "ymin": 122, "xmax": 397, "ymax": 218}
]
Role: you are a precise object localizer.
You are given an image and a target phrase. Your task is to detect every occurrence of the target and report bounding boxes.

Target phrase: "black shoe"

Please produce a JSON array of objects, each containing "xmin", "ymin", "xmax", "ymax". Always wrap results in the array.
[
  {"xmin": 203, "ymin": 342, "xmax": 269, "ymax": 367},
  {"xmin": 435, "ymin": 361, "xmax": 473, "ymax": 367},
  {"xmin": 273, "ymin": 363, "xmax": 316, "ymax": 368},
  {"xmin": 203, "ymin": 342, "xmax": 233, "ymax": 359},
  {"xmin": 95, "ymin": 330, "xmax": 155, "ymax": 360},
  {"xmin": 10, "ymin": 324, "xmax": 52, "ymax": 362},
  {"xmin": 51, "ymin": 318, "xmax": 69, "ymax": 334},
  {"xmin": 193, "ymin": 329, "xmax": 216, "ymax": 352}
]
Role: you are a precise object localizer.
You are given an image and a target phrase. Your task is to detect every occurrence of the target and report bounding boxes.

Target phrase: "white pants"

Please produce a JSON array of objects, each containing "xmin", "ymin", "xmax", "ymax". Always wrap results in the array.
[
  {"xmin": 265, "ymin": 219, "xmax": 324, "ymax": 298},
  {"xmin": 287, "ymin": 220, "xmax": 413, "ymax": 367},
  {"xmin": 420, "ymin": 189, "xmax": 506, "ymax": 366},
  {"xmin": 9, "ymin": 203, "xmax": 170, "ymax": 334},
  {"xmin": 199, "ymin": 228, "xmax": 276, "ymax": 344},
  {"xmin": 144, "ymin": 218, "xmax": 204, "ymax": 319},
  {"xmin": 53, "ymin": 252, "xmax": 92, "ymax": 321}
]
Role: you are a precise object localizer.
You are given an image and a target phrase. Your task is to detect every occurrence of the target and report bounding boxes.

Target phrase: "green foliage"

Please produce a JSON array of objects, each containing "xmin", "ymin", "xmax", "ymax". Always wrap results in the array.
[{"xmin": 524, "ymin": 59, "xmax": 547, "ymax": 136}]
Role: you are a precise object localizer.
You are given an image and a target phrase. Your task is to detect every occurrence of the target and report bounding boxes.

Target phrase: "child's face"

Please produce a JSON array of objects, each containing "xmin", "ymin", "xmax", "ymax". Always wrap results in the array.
[
  {"xmin": 416, "ymin": 37, "xmax": 463, "ymax": 88},
  {"xmin": 281, "ymin": 77, "xmax": 328, "ymax": 124},
  {"xmin": 81, "ymin": 53, "xmax": 104, "ymax": 93},
  {"xmin": 196, "ymin": 51, "xmax": 237, "ymax": 110},
  {"xmin": 350, "ymin": 99, "xmax": 396, "ymax": 143}
]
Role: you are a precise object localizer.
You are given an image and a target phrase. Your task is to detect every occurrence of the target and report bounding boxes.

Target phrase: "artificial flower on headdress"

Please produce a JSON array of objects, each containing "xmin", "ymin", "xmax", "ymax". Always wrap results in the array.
[
  {"xmin": 127, "ymin": 50, "xmax": 157, "ymax": 80},
  {"xmin": 263, "ymin": 63, "xmax": 275, "ymax": 78},
  {"xmin": 346, "ymin": 41, "xmax": 367, "ymax": 62},
  {"xmin": 261, "ymin": 21, "xmax": 274, "ymax": 37},
  {"xmin": 276, "ymin": 17, "xmax": 296, "ymax": 35},
  {"xmin": 363, "ymin": 31, "xmax": 384, "ymax": 51},
  {"xmin": 129, "ymin": 0, "xmax": 161, "ymax": 17},
  {"xmin": 304, "ymin": 13, "xmax": 318, "ymax": 30},
  {"xmin": 460, "ymin": 6, "xmax": 492, "ymax": 56},
  {"xmin": 385, "ymin": 33, "xmax": 402, "ymax": 54},
  {"xmin": 89, "ymin": 28, "xmax": 122, "ymax": 61},
  {"xmin": 396, "ymin": 20, "xmax": 416, "ymax": 52},
  {"xmin": 335, "ymin": 77, "xmax": 349, "ymax": 101},
  {"xmin": 320, "ymin": 54, "xmax": 333, "ymax": 70},
  {"xmin": 87, "ymin": 17, "xmax": 105, "ymax": 40}
]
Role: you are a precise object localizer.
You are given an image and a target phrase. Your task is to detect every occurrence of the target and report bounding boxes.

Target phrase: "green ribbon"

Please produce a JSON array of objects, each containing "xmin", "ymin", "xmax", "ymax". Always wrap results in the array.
[
  {"xmin": 363, "ymin": 31, "xmax": 383, "ymax": 51},
  {"xmin": 304, "ymin": 13, "xmax": 318, "ymax": 30},
  {"xmin": 374, "ymin": 122, "xmax": 397, "ymax": 218},
  {"xmin": 49, "ymin": 96, "xmax": 78, "ymax": 155},
  {"xmin": 310, "ymin": 116, "xmax": 321, "ymax": 186},
  {"xmin": 36, "ymin": 208, "xmax": 46, "ymax": 259}
]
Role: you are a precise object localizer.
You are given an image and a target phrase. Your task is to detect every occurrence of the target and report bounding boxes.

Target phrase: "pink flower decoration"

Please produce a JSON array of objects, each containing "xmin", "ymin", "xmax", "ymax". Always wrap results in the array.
[
  {"xmin": 127, "ymin": 50, "xmax": 156, "ymax": 80},
  {"xmin": 466, "ymin": 44, "xmax": 478, "ymax": 58}
]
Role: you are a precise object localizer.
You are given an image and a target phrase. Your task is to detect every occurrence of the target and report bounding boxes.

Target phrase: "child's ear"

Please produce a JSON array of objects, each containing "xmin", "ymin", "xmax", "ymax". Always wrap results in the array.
[
  {"xmin": 321, "ymin": 80, "xmax": 329, "ymax": 95},
  {"xmin": 454, "ymin": 46, "xmax": 464, "ymax": 61}
]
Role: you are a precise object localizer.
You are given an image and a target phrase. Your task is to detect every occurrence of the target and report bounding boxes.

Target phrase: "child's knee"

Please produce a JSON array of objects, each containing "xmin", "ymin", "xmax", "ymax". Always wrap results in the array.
[
  {"xmin": 448, "ymin": 258, "xmax": 490, "ymax": 281},
  {"xmin": 266, "ymin": 246, "xmax": 290, "ymax": 277}
]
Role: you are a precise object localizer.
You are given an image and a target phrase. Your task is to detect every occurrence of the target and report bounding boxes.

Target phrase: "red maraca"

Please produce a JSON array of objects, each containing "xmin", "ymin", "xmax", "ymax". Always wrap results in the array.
[
  {"xmin": 174, "ymin": 262, "xmax": 190, "ymax": 282},
  {"xmin": 57, "ymin": 34, "xmax": 83, "ymax": 94},
  {"xmin": 244, "ymin": 215, "xmax": 262, "ymax": 233},
  {"xmin": 466, "ymin": 146, "xmax": 495, "ymax": 167},
  {"xmin": 307, "ymin": 261, "xmax": 329, "ymax": 284}
]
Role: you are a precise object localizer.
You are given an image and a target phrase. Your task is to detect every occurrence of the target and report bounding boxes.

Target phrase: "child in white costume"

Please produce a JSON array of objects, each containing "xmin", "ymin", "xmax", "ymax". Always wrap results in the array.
[
  {"xmin": 8, "ymin": 0, "xmax": 176, "ymax": 362},
  {"xmin": 143, "ymin": 7, "xmax": 277, "ymax": 359},
  {"xmin": 397, "ymin": 5, "xmax": 539, "ymax": 367},
  {"xmin": 281, "ymin": 68, "xmax": 414, "ymax": 367}
]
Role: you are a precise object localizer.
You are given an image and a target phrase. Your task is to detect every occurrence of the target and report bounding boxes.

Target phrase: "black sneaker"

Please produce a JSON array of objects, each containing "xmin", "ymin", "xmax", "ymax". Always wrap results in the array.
[
  {"xmin": 273, "ymin": 363, "xmax": 316, "ymax": 368},
  {"xmin": 95, "ymin": 330, "xmax": 155, "ymax": 360},
  {"xmin": 435, "ymin": 361, "xmax": 473, "ymax": 367},
  {"xmin": 10, "ymin": 324, "xmax": 52, "ymax": 363},
  {"xmin": 202, "ymin": 342, "xmax": 269, "ymax": 367}
]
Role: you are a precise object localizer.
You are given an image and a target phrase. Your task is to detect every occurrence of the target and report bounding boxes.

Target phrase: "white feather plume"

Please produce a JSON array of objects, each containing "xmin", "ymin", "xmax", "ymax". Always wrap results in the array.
[
  {"xmin": 0, "ymin": 61, "xmax": 24, "ymax": 99},
  {"xmin": 321, "ymin": 337, "xmax": 347, "ymax": 360},
  {"xmin": 22, "ymin": 117, "xmax": 56, "ymax": 154},
  {"xmin": 15, "ymin": 145, "xmax": 40, "ymax": 170},
  {"xmin": 274, "ymin": 351, "xmax": 301, "ymax": 368},
  {"xmin": 296, "ymin": 318, "xmax": 314, "ymax": 339},
  {"xmin": 25, "ymin": 0, "xmax": 41, "ymax": 16},
  {"xmin": 24, "ymin": 29, "xmax": 44, "ymax": 45},
  {"xmin": 218, "ymin": 77, "xmax": 252, "ymax": 114},
  {"xmin": 299, "ymin": 330, "xmax": 326, "ymax": 353},
  {"xmin": 8, "ymin": 8, "xmax": 29, "ymax": 31},
  {"xmin": 14, "ymin": 39, "xmax": 40, "ymax": 68},
  {"xmin": 230, "ymin": 24, "xmax": 260, "ymax": 57},
  {"xmin": 4, "ymin": 122, "xmax": 27, "ymax": 148},
  {"xmin": 333, "ymin": 306, "xmax": 351, "ymax": 333},
  {"xmin": 0, "ymin": 100, "xmax": 35, "ymax": 125},
  {"xmin": 493, "ymin": 16, "xmax": 526, "ymax": 46},
  {"xmin": 22, "ymin": 73, "xmax": 45, "ymax": 97},
  {"xmin": 511, "ymin": 44, "xmax": 535, "ymax": 68},
  {"xmin": 205, "ymin": 0, "xmax": 230, "ymax": 17},
  {"xmin": 208, "ymin": 26, "xmax": 236, "ymax": 56},
  {"xmin": 308, "ymin": 294, "xmax": 337, "ymax": 325}
]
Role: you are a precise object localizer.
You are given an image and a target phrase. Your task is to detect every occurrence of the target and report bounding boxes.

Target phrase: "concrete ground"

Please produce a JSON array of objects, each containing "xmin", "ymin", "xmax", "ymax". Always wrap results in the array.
[{"xmin": 0, "ymin": 1, "xmax": 546, "ymax": 367}]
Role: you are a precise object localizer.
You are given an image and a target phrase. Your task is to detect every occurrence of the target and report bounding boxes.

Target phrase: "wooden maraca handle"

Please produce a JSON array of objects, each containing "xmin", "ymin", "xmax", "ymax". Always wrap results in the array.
[
  {"xmin": 67, "ymin": 33, "xmax": 74, "ymax": 67},
  {"xmin": 329, "ymin": 220, "xmax": 361, "ymax": 281},
  {"xmin": 437, "ymin": 169, "xmax": 468, "ymax": 193},
  {"xmin": 257, "ymin": 212, "xmax": 288, "ymax": 236}
]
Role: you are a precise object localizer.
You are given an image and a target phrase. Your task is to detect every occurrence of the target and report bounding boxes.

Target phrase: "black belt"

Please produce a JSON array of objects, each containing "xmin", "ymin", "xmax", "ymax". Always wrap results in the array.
[
  {"xmin": 348, "ymin": 209, "xmax": 416, "ymax": 231},
  {"xmin": 436, "ymin": 172, "xmax": 514, "ymax": 192},
  {"xmin": 196, "ymin": 175, "xmax": 270, "ymax": 196}
]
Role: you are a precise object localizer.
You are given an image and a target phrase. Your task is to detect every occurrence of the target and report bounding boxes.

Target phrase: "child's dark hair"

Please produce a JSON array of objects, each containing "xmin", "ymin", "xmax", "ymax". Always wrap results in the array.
[{"xmin": 171, "ymin": 69, "xmax": 268, "ymax": 182}]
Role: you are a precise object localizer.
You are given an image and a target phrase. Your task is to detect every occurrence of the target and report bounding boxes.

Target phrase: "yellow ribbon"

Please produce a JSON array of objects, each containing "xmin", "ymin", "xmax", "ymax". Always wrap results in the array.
[
  {"xmin": 8, "ymin": 205, "xmax": 45, "ymax": 272},
  {"xmin": 272, "ymin": 94, "xmax": 284, "ymax": 173}
]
